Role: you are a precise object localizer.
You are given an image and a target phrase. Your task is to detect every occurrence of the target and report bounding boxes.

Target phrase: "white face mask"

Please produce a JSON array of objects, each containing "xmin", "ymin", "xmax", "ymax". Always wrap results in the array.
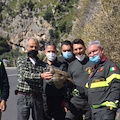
[
  {"xmin": 75, "ymin": 54, "xmax": 85, "ymax": 62},
  {"xmin": 46, "ymin": 53, "xmax": 56, "ymax": 61}
]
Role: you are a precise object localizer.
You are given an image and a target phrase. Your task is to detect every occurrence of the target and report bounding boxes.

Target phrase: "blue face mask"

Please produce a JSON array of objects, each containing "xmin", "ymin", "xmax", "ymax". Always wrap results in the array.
[
  {"xmin": 89, "ymin": 55, "xmax": 101, "ymax": 64},
  {"xmin": 63, "ymin": 52, "xmax": 73, "ymax": 60}
]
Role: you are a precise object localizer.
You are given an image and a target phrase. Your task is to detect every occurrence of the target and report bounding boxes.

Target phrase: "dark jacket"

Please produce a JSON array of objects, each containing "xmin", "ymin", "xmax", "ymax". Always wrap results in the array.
[
  {"xmin": 86, "ymin": 56, "xmax": 120, "ymax": 108},
  {"xmin": 43, "ymin": 58, "xmax": 68, "ymax": 97},
  {"xmin": 0, "ymin": 60, "xmax": 9, "ymax": 101}
]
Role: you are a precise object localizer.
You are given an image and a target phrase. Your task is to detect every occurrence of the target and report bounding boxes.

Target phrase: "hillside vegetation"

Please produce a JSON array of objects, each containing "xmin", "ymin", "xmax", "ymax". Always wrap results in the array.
[
  {"xmin": 70, "ymin": 0, "xmax": 120, "ymax": 66},
  {"xmin": 0, "ymin": 0, "xmax": 120, "ymax": 67}
]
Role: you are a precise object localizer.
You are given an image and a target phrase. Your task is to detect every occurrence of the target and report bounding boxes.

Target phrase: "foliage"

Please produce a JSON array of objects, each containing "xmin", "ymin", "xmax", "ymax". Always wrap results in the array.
[
  {"xmin": 0, "ymin": 2, "xmax": 4, "ymax": 13},
  {"xmin": 49, "ymin": 29, "xmax": 59, "ymax": 42},
  {"xmin": 0, "ymin": 14, "xmax": 3, "ymax": 23},
  {"xmin": 43, "ymin": 7, "xmax": 54, "ymax": 23},
  {"xmin": 38, "ymin": 52, "xmax": 46, "ymax": 61},
  {"xmin": 1, "ymin": 0, "xmax": 120, "ymax": 67},
  {"xmin": 0, "ymin": 36, "xmax": 10, "ymax": 55},
  {"xmin": 0, "ymin": 49, "xmax": 25, "ymax": 67},
  {"xmin": 71, "ymin": 0, "xmax": 120, "ymax": 66},
  {"xmin": 1, "ymin": 0, "xmax": 78, "ymax": 42},
  {"xmin": 28, "ymin": 0, "xmax": 34, "ymax": 11}
]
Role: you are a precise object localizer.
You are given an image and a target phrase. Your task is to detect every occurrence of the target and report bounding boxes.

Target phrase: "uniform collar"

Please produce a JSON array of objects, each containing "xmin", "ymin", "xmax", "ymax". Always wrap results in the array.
[
  {"xmin": 93, "ymin": 55, "xmax": 107, "ymax": 69},
  {"xmin": 101, "ymin": 55, "xmax": 107, "ymax": 63}
]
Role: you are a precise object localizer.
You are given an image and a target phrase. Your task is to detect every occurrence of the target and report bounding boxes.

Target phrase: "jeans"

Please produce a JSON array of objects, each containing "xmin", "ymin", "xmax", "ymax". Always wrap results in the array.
[{"xmin": 17, "ymin": 93, "xmax": 43, "ymax": 120}]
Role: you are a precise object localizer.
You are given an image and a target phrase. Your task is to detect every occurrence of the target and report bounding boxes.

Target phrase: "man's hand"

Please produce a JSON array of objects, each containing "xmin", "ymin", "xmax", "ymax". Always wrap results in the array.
[
  {"xmin": 0, "ymin": 100, "xmax": 6, "ymax": 112},
  {"xmin": 64, "ymin": 102, "xmax": 69, "ymax": 113},
  {"xmin": 41, "ymin": 72, "xmax": 53, "ymax": 80}
]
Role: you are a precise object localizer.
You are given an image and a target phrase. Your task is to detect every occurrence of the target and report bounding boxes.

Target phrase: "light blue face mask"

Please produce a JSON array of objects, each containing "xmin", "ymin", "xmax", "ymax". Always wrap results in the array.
[
  {"xmin": 89, "ymin": 55, "xmax": 101, "ymax": 64},
  {"xmin": 63, "ymin": 52, "xmax": 73, "ymax": 60}
]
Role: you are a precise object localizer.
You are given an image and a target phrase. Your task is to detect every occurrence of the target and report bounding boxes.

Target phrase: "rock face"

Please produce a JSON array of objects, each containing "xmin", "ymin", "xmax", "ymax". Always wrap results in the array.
[
  {"xmin": 9, "ymin": 15, "xmax": 52, "ymax": 52},
  {"xmin": 0, "ymin": 1, "xmax": 52, "ymax": 52},
  {"xmin": 0, "ymin": 0, "xmax": 120, "ymax": 67}
]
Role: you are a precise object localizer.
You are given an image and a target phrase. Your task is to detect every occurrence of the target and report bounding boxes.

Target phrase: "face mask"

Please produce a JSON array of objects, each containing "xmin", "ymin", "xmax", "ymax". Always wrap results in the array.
[
  {"xmin": 27, "ymin": 50, "xmax": 38, "ymax": 58},
  {"xmin": 46, "ymin": 53, "xmax": 56, "ymax": 61},
  {"xmin": 89, "ymin": 55, "xmax": 101, "ymax": 64},
  {"xmin": 75, "ymin": 54, "xmax": 85, "ymax": 62},
  {"xmin": 63, "ymin": 52, "xmax": 73, "ymax": 60}
]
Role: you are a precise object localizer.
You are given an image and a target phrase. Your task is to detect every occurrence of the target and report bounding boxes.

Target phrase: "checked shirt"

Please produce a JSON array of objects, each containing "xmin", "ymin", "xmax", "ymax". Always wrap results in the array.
[{"xmin": 17, "ymin": 56, "xmax": 46, "ymax": 94}]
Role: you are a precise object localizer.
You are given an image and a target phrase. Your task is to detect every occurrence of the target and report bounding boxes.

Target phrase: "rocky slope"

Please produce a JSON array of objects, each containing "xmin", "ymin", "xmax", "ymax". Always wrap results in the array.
[{"xmin": 0, "ymin": 0, "xmax": 120, "ymax": 65}]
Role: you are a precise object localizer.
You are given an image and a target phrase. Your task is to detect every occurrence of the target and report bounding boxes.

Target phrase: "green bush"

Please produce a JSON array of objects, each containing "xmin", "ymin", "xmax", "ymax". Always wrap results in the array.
[
  {"xmin": 43, "ymin": 8, "xmax": 54, "ymax": 22},
  {"xmin": 0, "ymin": 36, "xmax": 10, "ymax": 55},
  {"xmin": 0, "ymin": 50, "xmax": 25, "ymax": 67}
]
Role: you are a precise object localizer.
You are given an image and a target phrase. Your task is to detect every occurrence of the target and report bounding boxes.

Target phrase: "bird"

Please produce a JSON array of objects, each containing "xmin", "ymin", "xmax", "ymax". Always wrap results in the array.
[{"xmin": 47, "ymin": 65, "xmax": 74, "ymax": 89}]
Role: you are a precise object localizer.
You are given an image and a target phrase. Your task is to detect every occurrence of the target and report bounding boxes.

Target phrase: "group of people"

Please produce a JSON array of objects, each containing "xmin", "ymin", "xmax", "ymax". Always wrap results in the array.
[{"xmin": 0, "ymin": 37, "xmax": 120, "ymax": 120}]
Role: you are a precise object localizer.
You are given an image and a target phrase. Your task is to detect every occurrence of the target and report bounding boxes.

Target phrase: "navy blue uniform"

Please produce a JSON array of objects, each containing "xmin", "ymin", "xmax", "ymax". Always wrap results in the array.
[{"xmin": 86, "ymin": 56, "xmax": 120, "ymax": 120}]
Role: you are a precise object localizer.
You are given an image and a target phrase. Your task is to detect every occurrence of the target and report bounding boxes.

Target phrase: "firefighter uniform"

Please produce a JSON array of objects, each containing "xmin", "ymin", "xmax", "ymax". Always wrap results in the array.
[
  {"xmin": 65, "ymin": 56, "xmax": 93, "ymax": 120},
  {"xmin": 86, "ymin": 56, "xmax": 120, "ymax": 120}
]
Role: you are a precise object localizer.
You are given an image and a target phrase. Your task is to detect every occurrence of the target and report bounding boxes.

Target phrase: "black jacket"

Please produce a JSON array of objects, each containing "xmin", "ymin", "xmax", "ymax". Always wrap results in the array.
[
  {"xmin": 0, "ymin": 60, "xmax": 9, "ymax": 101},
  {"xmin": 43, "ymin": 58, "xmax": 68, "ymax": 97}
]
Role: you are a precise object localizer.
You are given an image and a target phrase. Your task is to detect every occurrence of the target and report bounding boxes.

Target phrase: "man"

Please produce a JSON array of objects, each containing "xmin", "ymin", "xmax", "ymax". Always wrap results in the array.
[
  {"xmin": 65, "ymin": 39, "xmax": 93, "ymax": 120},
  {"xmin": 16, "ymin": 38, "xmax": 52, "ymax": 120},
  {"xmin": 43, "ymin": 41, "xmax": 67, "ymax": 120},
  {"xmin": 0, "ymin": 60, "xmax": 9, "ymax": 120},
  {"xmin": 59, "ymin": 40, "xmax": 75, "ymax": 64},
  {"xmin": 86, "ymin": 40, "xmax": 120, "ymax": 120},
  {"xmin": 59, "ymin": 40, "xmax": 76, "ymax": 112}
]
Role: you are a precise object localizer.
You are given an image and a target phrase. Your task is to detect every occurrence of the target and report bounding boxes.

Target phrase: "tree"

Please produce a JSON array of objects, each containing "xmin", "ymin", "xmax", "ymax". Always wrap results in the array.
[
  {"xmin": 0, "ymin": 36, "xmax": 10, "ymax": 55},
  {"xmin": 0, "ymin": 2, "xmax": 3, "ymax": 13},
  {"xmin": 28, "ymin": 0, "xmax": 34, "ymax": 11},
  {"xmin": 43, "ymin": 8, "xmax": 54, "ymax": 23}
]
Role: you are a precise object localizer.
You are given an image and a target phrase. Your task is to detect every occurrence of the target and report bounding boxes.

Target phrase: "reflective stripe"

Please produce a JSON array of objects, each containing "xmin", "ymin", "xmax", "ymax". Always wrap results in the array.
[
  {"xmin": 86, "ymin": 83, "xmax": 88, "ymax": 88},
  {"xmin": 92, "ymin": 101, "xmax": 118, "ymax": 109},
  {"xmin": 90, "ymin": 73, "xmax": 120, "ymax": 88},
  {"xmin": 90, "ymin": 81, "xmax": 108, "ymax": 88},
  {"xmin": 107, "ymin": 74, "xmax": 120, "ymax": 83}
]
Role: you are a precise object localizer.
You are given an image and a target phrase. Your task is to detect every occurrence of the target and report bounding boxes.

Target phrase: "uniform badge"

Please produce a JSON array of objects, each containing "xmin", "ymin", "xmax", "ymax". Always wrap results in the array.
[
  {"xmin": 86, "ymin": 67, "xmax": 92, "ymax": 74},
  {"xmin": 72, "ymin": 89, "xmax": 79, "ymax": 96},
  {"xmin": 110, "ymin": 67, "xmax": 117, "ymax": 72}
]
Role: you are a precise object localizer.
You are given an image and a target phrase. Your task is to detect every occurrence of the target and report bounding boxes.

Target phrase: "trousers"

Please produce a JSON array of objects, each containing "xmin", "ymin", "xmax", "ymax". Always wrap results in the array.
[
  {"xmin": 65, "ymin": 96, "xmax": 91, "ymax": 120},
  {"xmin": 91, "ymin": 107, "xmax": 117, "ymax": 120},
  {"xmin": 0, "ymin": 111, "xmax": 1, "ymax": 120},
  {"xmin": 43, "ymin": 93, "xmax": 65, "ymax": 120},
  {"xmin": 17, "ymin": 93, "xmax": 43, "ymax": 120}
]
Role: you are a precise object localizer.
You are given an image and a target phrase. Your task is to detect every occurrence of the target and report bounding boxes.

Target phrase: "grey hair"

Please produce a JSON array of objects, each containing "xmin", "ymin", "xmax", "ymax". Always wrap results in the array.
[
  {"xmin": 87, "ymin": 40, "xmax": 103, "ymax": 49},
  {"xmin": 44, "ymin": 41, "xmax": 56, "ymax": 50},
  {"xmin": 24, "ymin": 37, "xmax": 39, "ymax": 49}
]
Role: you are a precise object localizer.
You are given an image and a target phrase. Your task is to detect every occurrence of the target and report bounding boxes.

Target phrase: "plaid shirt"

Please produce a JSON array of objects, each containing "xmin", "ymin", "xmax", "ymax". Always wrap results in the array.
[{"xmin": 17, "ymin": 56, "xmax": 46, "ymax": 94}]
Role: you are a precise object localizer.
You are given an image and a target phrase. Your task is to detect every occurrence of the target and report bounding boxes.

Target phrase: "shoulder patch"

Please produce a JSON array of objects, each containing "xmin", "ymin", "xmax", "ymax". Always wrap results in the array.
[{"xmin": 110, "ymin": 67, "xmax": 117, "ymax": 72}]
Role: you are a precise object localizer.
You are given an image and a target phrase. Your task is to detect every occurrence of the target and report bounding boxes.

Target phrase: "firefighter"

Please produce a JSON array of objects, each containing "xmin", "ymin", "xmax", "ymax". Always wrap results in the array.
[
  {"xmin": 86, "ymin": 40, "xmax": 120, "ymax": 120},
  {"xmin": 65, "ymin": 39, "xmax": 93, "ymax": 120}
]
